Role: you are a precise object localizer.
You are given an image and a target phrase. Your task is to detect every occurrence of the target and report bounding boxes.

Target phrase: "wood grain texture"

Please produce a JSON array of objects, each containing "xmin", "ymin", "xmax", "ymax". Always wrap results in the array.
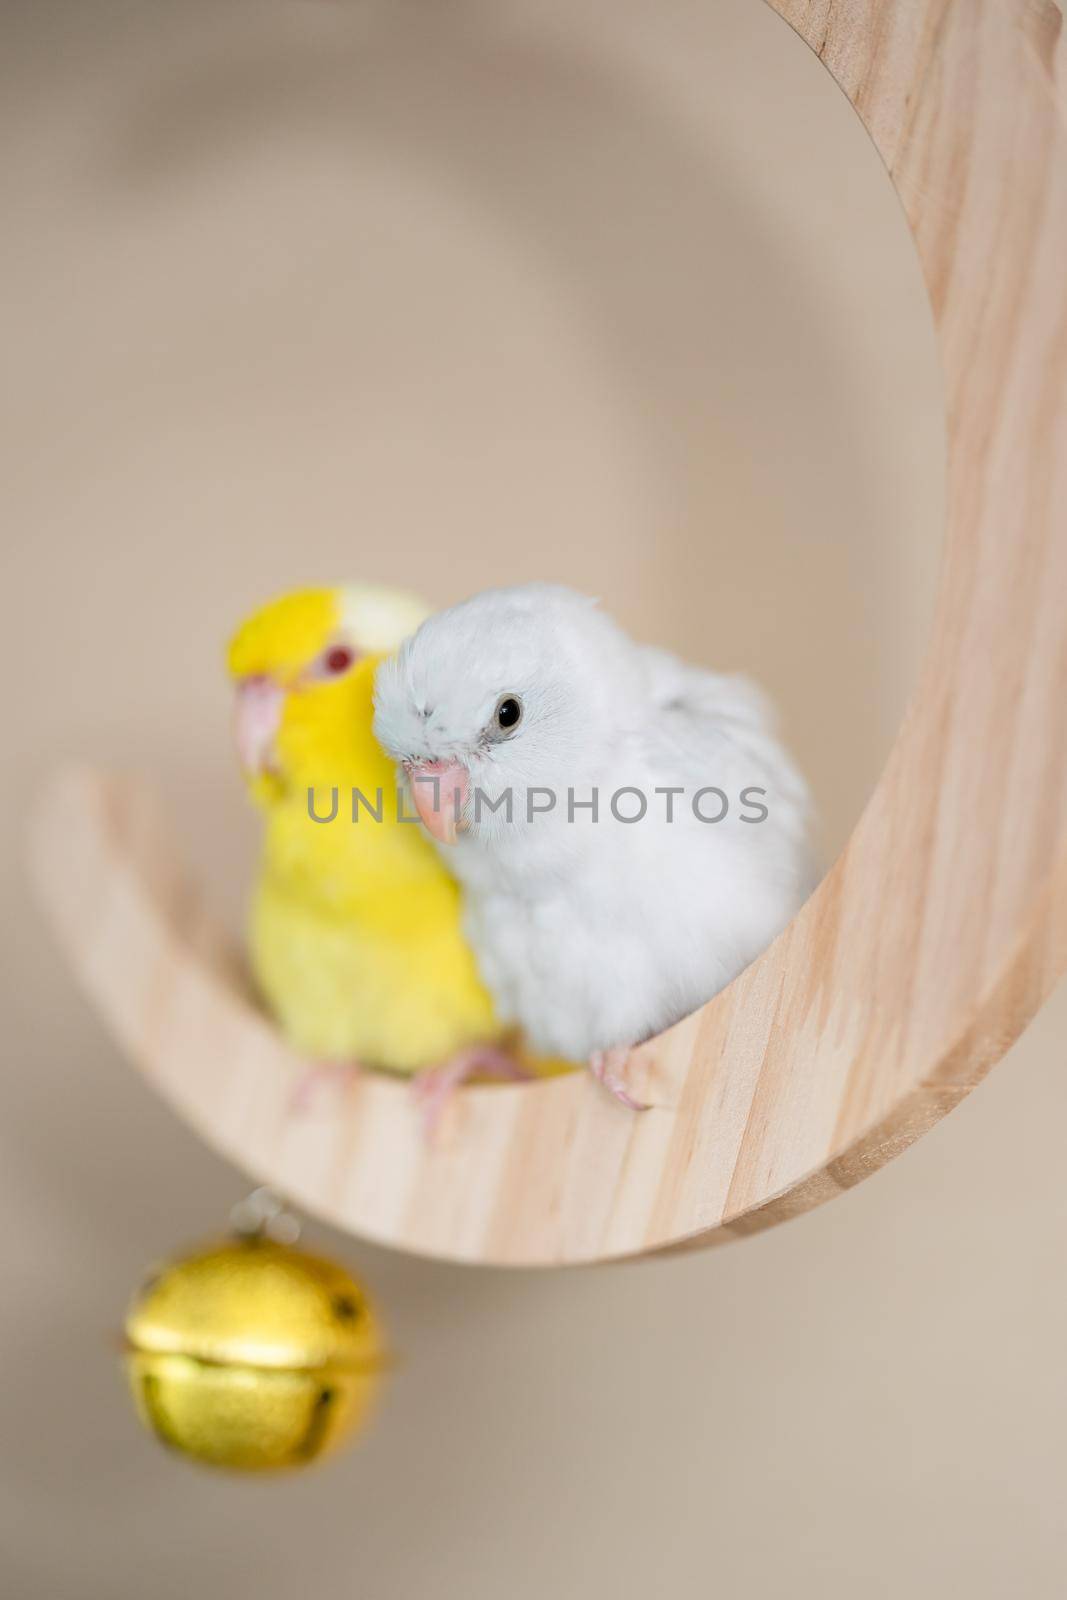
[{"xmin": 30, "ymin": 0, "xmax": 1067, "ymax": 1264}]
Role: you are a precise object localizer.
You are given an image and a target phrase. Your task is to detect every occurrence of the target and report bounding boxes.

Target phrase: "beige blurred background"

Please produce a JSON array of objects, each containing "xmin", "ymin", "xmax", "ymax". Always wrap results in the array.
[{"xmin": 3, "ymin": 0, "xmax": 1066, "ymax": 1595}]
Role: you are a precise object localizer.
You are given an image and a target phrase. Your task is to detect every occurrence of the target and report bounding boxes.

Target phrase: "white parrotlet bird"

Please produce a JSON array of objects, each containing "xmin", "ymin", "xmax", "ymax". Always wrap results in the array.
[{"xmin": 373, "ymin": 583, "xmax": 815, "ymax": 1108}]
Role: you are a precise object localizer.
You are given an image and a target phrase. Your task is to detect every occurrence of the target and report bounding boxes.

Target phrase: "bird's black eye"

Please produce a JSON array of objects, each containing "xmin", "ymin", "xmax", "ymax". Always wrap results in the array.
[{"xmin": 495, "ymin": 695, "xmax": 522, "ymax": 731}]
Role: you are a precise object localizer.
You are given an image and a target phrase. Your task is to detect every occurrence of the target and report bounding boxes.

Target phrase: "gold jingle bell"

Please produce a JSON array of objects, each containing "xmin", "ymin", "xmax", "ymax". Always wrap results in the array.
[{"xmin": 124, "ymin": 1194, "xmax": 387, "ymax": 1472}]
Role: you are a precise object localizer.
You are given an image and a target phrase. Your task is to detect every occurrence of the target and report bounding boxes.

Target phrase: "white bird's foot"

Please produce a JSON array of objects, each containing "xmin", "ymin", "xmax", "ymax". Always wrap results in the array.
[
  {"xmin": 589, "ymin": 1048, "xmax": 650, "ymax": 1111},
  {"xmin": 413, "ymin": 1045, "xmax": 532, "ymax": 1142},
  {"xmin": 289, "ymin": 1059, "xmax": 363, "ymax": 1114}
]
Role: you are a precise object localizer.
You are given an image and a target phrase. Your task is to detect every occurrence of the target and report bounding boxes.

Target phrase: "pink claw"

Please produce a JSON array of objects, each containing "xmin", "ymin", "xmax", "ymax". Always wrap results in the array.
[
  {"xmin": 413, "ymin": 1045, "xmax": 532, "ymax": 1142},
  {"xmin": 289, "ymin": 1060, "xmax": 363, "ymax": 1114},
  {"xmin": 589, "ymin": 1048, "xmax": 650, "ymax": 1111}
]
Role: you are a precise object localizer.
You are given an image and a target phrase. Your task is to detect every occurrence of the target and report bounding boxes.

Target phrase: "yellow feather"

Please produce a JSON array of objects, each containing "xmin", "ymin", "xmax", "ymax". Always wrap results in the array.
[{"xmin": 228, "ymin": 588, "xmax": 500, "ymax": 1072}]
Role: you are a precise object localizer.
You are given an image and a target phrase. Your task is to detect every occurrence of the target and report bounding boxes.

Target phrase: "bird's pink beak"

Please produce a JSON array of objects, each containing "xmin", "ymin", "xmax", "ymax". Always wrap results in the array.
[
  {"xmin": 234, "ymin": 674, "xmax": 284, "ymax": 774},
  {"xmin": 406, "ymin": 759, "xmax": 469, "ymax": 845}
]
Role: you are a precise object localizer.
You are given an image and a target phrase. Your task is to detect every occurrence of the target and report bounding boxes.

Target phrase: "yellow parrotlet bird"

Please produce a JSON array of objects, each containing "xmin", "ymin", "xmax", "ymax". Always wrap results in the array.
[{"xmin": 227, "ymin": 585, "xmax": 529, "ymax": 1118}]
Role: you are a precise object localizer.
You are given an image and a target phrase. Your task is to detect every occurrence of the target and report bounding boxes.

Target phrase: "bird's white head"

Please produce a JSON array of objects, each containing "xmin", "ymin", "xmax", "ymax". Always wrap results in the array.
[{"xmin": 373, "ymin": 583, "xmax": 639, "ymax": 845}]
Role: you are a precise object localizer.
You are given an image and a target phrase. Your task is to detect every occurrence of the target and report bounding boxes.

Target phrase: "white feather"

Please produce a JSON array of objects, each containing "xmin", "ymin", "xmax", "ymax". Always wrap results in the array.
[{"xmin": 374, "ymin": 584, "xmax": 815, "ymax": 1059}]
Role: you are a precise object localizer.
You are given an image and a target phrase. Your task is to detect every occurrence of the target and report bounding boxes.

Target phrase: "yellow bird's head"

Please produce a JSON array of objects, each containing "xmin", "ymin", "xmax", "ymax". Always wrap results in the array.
[{"xmin": 226, "ymin": 585, "xmax": 430, "ymax": 806}]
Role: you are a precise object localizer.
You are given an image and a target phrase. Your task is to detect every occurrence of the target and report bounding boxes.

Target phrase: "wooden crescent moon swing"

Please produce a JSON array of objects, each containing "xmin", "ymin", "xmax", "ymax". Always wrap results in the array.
[{"xmin": 31, "ymin": 0, "xmax": 1067, "ymax": 1266}]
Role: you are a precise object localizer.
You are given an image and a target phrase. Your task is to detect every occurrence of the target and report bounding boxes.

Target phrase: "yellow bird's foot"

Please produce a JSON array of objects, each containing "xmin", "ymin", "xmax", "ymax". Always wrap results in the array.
[
  {"xmin": 588, "ymin": 1048, "xmax": 650, "ymax": 1111},
  {"xmin": 289, "ymin": 1059, "xmax": 363, "ymax": 1115},
  {"xmin": 413, "ymin": 1045, "xmax": 532, "ymax": 1143}
]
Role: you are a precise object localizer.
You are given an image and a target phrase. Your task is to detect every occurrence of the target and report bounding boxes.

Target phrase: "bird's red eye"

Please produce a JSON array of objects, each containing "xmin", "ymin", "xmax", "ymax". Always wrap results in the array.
[{"xmin": 324, "ymin": 645, "xmax": 355, "ymax": 676}]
